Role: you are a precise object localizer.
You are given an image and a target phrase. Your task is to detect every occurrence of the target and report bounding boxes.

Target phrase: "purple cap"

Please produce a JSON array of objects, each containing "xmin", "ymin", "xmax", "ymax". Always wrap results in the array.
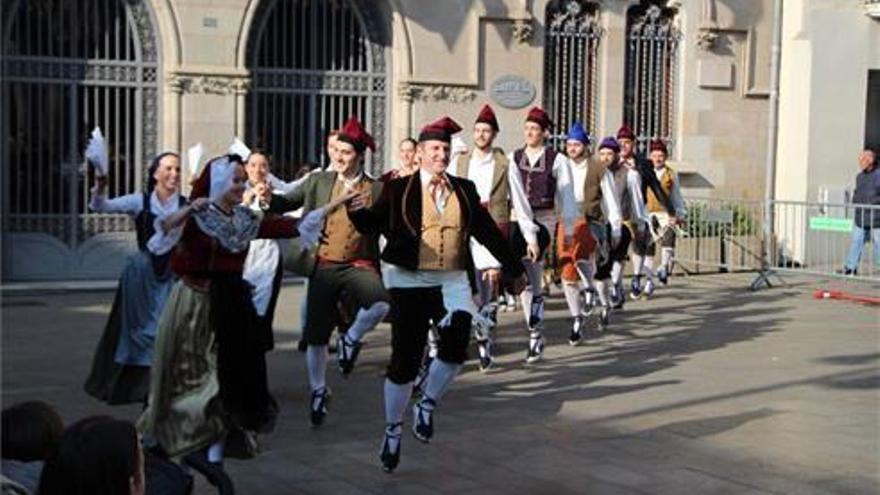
[{"xmin": 598, "ymin": 136, "xmax": 620, "ymax": 153}]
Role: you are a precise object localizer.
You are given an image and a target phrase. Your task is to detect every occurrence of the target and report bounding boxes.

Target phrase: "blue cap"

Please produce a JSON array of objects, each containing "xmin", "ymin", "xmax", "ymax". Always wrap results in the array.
[{"xmin": 565, "ymin": 122, "xmax": 590, "ymax": 145}]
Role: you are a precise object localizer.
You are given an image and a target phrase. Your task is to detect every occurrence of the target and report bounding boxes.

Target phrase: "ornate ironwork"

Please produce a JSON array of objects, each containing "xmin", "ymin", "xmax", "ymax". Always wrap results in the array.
[
  {"xmin": 246, "ymin": 0, "xmax": 388, "ymax": 176},
  {"xmin": 1, "ymin": 0, "xmax": 160, "ymax": 249},
  {"xmin": 543, "ymin": 0, "xmax": 603, "ymax": 150},
  {"xmin": 624, "ymin": 2, "xmax": 681, "ymax": 155}
]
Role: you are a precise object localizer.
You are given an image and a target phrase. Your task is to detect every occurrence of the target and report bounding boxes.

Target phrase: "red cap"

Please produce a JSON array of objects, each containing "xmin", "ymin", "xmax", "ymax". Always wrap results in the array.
[
  {"xmin": 525, "ymin": 106, "xmax": 553, "ymax": 130},
  {"xmin": 475, "ymin": 104, "xmax": 499, "ymax": 132},
  {"xmin": 337, "ymin": 116, "xmax": 376, "ymax": 153},
  {"xmin": 649, "ymin": 139, "xmax": 668, "ymax": 155},
  {"xmin": 418, "ymin": 116, "xmax": 463, "ymax": 143},
  {"xmin": 616, "ymin": 125, "xmax": 636, "ymax": 141}
]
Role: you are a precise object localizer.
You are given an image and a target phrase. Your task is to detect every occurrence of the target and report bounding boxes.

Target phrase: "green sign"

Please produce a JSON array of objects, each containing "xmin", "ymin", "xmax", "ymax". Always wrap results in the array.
[{"xmin": 809, "ymin": 217, "xmax": 853, "ymax": 232}]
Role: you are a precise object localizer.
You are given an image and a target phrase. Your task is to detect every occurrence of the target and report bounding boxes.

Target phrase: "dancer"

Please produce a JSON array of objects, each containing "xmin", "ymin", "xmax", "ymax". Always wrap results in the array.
[
  {"xmin": 84, "ymin": 127, "xmax": 186, "ymax": 405},
  {"xmin": 269, "ymin": 116, "xmax": 390, "ymax": 427},
  {"xmin": 508, "ymin": 107, "xmax": 577, "ymax": 363},
  {"xmin": 347, "ymin": 116, "xmax": 526, "ymax": 473}
]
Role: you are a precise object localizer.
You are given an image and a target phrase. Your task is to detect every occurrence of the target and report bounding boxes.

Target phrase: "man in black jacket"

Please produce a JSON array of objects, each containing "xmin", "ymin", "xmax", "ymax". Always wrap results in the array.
[
  {"xmin": 843, "ymin": 149, "xmax": 879, "ymax": 275},
  {"xmin": 348, "ymin": 116, "xmax": 526, "ymax": 473},
  {"xmin": 613, "ymin": 126, "xmax": 678, "ymax": 305}
]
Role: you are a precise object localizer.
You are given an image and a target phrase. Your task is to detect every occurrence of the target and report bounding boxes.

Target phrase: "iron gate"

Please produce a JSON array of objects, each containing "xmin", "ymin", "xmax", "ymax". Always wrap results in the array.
[
  {"xmin": 246, "ymin": 0, "xmax": 388, "ymax": 178},
  {"xmin": 1, "ymin": 0, "xmax": 159, "ymax": 281},
  {"xmin": 543, "ymin": 0, "xmax": 603, "ymax": 150},
  {"xmin": 624, "ymin": 1, "xmax": 680, "ymax": 155}
]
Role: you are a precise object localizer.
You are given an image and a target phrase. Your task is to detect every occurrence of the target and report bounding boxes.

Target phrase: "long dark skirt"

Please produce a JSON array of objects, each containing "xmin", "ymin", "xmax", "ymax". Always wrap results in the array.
[
  {"xmin": 85, "ymin": 252, "xmax": 174, "ymax": 405},
  {"xmin": 211, "ymin": 274, "xmax": 278, "ymax": 434}
]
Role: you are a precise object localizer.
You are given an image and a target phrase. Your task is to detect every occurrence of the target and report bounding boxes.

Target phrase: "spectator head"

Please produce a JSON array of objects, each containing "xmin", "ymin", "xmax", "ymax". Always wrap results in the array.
[
  {"xmin": 245, "ymin": 149, "xmax": 272, "ymax": 185},
  {"xmin": 1, "ymin": 400, "xmax": 64, "ymax": 462},
  {"xmin": 37, "ymin": 416, "xmax": 144, "ymax": 495},
  {"xmin": 398, "ymin": 138, "xmax": 417, "ymax": 169},
  {"xmin": 858, "ymin": 149, "xmax": 876, "ymax": 171}
]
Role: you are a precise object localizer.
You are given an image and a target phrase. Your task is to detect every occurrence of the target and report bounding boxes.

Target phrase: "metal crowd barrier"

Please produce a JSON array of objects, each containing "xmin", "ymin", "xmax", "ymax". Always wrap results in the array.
[{"xmin": 674, "ymin": 198, "xmax": 879, "ymax": 284}]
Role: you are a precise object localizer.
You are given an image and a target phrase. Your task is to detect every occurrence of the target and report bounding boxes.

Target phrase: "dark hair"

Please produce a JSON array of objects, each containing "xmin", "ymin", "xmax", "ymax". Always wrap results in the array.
[
  {"xmin": 37, "ymin": 416, "xmax": 141, "ymax": 495},
  {"xmin": 147, "ymin": 151, "xmax": 180, "ymax": 194},
  {"xmin": 1, "ymin": 401, "xmax": 64, "ymax": 462},
  {"xmin": 399, "ymin": 138, "xmax": 417, "ymax": 148}
]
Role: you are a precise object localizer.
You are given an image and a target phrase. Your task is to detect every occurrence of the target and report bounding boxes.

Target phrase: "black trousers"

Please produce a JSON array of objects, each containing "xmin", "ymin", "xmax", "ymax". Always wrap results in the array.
[
  {"xmin": 596, "ymin": 225, "xmax": 632, "ymax": 280},
  {"xmin": 304, "ymin": 262, "xmax": 389, "ymax": 345},
  {"xmin": 386, "ymin": 287, "xmax": 472, "ymax": 384}
]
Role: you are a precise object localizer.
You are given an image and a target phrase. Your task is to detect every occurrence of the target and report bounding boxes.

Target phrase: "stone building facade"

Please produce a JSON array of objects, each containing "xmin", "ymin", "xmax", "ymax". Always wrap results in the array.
[{"xmin": 2, "ymin": 0, "xmax": 878, "ymax": 280}]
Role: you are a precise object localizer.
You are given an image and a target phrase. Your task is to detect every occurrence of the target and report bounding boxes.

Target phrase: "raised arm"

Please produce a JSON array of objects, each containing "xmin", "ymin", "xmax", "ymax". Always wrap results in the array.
[
  {"xmin": 89, "ymin": 176, "xmax": 142, "ymax": 214},
  {"xmin": 267, "ymin": 173, "xmax": 311, "ymax": 213}
]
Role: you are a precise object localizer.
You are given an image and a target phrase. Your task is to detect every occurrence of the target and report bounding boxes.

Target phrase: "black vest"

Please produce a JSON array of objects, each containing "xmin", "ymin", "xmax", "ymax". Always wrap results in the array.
[{"xmin": 134, "ymin": 192, "xmax": 187, "ymax": 278}]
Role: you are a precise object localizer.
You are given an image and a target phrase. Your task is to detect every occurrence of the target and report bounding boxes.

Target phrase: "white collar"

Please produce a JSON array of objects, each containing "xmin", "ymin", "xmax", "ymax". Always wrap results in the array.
[
  {"xmin": 419, "ymin": 167, "xmax": 450, "ymax": 186},
  {"xmin": 337, "ymin": 171, "xmax": 364, "ymax": 188}
]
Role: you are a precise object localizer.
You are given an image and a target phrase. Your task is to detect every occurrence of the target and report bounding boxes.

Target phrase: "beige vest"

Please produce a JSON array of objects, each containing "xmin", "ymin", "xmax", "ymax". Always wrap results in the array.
[
  {"xmin": 455, "ymin": 149, "xmax": 510, "ymax": 225},
  {"xmin": 317, "ymin": 179, "xmax": 373, "ymax": 262},
  {"xmin": 417, "ymin": 185, "xmax": 466, "ymax": 270},
  {"xmin": 646, "ymin": 165, "xmax": 675, "ymax": 213}
]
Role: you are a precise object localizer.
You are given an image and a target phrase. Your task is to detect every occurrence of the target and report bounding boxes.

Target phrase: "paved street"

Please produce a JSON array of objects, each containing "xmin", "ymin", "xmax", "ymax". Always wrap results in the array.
[{"xmin": 2, "ymin": 273, "xmax": 879, "ymax": 494}]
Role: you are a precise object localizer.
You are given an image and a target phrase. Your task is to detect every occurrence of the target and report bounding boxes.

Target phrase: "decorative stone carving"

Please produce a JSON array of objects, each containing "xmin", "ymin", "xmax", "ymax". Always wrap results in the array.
[
  {"xmin": 697, "ymin": 0, "xmax": 719, "ymax": 51},
  {"xmin": 511, "ymin": 18, "xmax": 533, "ymax": 44},
  {"xmin": 166, "ymin": 74, "xmax": 252, "ymax": 95},
  {"xmin": 397, "ymin": 82, "xmax": 477, "ymax": 103}
]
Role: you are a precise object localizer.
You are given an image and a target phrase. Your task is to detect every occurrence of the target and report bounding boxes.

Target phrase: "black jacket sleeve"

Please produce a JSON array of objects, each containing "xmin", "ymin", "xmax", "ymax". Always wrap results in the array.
[
  {"xmin": 267, "ymin": 175, "xmax": 310, "ymax": 214},
  {"xmin": 639, "ymin": 159, "xmax": 676, "ymax": 216},
  {"xmin": 347, "ymin": 180, "xmax": 391, "ymax": 236}
]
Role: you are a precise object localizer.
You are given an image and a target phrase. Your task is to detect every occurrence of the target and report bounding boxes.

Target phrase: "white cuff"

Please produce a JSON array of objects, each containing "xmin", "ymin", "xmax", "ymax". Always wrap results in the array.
[{"xmin": 146, "ymin": 216, "xmax": 184, "ymax": 255}]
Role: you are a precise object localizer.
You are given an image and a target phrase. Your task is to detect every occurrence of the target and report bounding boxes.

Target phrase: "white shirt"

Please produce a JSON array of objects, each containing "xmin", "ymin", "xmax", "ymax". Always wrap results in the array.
[
  {"xmin": 601, "ymin": 166, "xmax": 647, "ymax": 238},
  {"xmin": 569, "ymin": 157, "xmax": 589, "ymax": 204},
  {"xmin": 507, "ymin": 148, "xmax": 577, "ymax": 237},
  {"xmin": 449, "ymin": 149, "xmax": 539, "ymax": 247},
  {"xmin": 89, "ymin": 189, "xmax": 181, "ymax": 218}
]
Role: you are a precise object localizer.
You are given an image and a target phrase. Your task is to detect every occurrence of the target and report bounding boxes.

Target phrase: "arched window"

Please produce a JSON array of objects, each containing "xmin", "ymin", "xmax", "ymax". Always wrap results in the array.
[
  {"xmin": 246, "ymin": 0, "xmax": 388, "ymax": 177},
  {"xmin": 543, "ymin": 0, "xmax": 603, "ymax": 150},
  {"xmin": 1, "ymin": 0, "xmax": 160, "ymax": 280},
  {"xmin": 624, "ymin": 1, "xmax": 680, "ymax": 155}
]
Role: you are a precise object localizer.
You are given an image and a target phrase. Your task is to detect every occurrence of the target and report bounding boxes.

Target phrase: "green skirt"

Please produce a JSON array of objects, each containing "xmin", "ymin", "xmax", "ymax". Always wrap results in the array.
[{"xmin": 138, "ymin": 281, "xmax": 225, "ymax": 457}]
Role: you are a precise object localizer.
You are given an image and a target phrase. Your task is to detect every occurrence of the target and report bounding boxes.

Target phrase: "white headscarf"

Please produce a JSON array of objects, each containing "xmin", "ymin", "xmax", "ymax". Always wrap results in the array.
[{"xmin": 208, "ymin": 156, "xmax": 237, "ymax": 202}]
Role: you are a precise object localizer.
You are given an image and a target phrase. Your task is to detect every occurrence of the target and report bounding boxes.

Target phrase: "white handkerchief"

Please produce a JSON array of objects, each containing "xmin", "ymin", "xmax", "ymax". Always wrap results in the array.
[
  {"xmin": 187, "ymin": 142, "xmax": 204, "ymax": 177},
  {"xmin": 84, "ymin": 127, "xmax": 109, "ymax": 176},
  {"xmin": 228, "ymin": 137, "xmax": 252, "ymax": 161}
]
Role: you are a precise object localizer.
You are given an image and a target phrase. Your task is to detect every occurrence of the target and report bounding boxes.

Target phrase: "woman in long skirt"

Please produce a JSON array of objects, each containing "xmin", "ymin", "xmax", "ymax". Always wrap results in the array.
[
  {"xmin": 138, "ymin": 155, "xmax": 349, "ymax": 491},
  {"xmin": 84, "ymin": 152, "xmax": 185, "ymax": 405}
]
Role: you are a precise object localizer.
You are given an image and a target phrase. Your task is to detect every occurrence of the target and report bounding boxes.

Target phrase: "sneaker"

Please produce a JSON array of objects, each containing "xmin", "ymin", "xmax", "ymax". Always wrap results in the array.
[
  {"xmin": 657, "ymin": 268, "xmax": 669, "ymax": 285},
  {"xmin": 569, "ymin": 317, "xmax": 584, "ymax": 346},
  {"xmin": 380, "ymin": 422, "xmax": 402, "ymax": 473},
  {"xmin": 630, "ymin": 276, "xmax": 642, "ymax": 300},
  {"xmin": 644, "ymin": 280, "xmax": 656, "ymax": 298},
  {"xmin": 477, "ymin": 339, "xmax": 494, "ymax": 372},
  {"xmin": 309, "ymin": 387, "xmax": 330, "ymax": 427},
  {"xmin": 336, "ymin": 334, "xmax": 362, "ymax": 377},
  {"xmin": 412, "ymin": 397, "xmax": 435, "ymax": 443},
  {"xmin": 525, "ymin": 333, "xmax": 545, "ymax": 364}
]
